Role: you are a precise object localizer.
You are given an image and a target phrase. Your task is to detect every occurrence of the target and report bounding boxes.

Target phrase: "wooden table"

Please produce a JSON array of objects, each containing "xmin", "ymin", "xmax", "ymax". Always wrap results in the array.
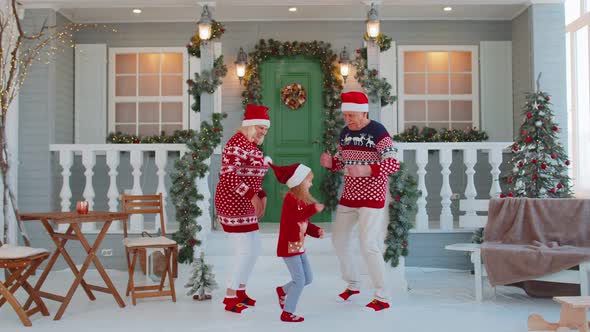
[{"xmin": 19, "ymin": 211, "xmax": 128, "ymax": 320}]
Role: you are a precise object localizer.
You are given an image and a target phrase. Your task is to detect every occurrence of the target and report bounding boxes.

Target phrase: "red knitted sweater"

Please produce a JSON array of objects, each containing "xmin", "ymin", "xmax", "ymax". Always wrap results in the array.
[
  {"xmin": 214, "ymin": 132, "xmax": 268, "ymax": 233},
  {"xmin": 277, "ymin": 192, "xmax": 322, "ymax": 257}
]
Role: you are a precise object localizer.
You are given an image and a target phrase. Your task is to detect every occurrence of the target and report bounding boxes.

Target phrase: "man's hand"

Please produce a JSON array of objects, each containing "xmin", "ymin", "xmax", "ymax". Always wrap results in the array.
[
  {"xmin": 344, "ymin": 165, "xmax": 372, "ymax": 177},
  {"xmin": 252, "ymin": 195, "xmax": 264, "ymax": 219},
  {"xmin": 320, "ymin": 151, "xmax": 333, "ymax": 169},
  {"xmin": 318, "ymin": 228, "xmax": 325, "ymax": 239}
]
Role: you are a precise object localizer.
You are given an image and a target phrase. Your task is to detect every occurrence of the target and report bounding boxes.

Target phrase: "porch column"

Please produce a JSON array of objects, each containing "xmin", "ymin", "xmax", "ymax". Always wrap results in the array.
[{"xmin": 366, "ymin": 34, "xmax": 381, "ymax": 122}]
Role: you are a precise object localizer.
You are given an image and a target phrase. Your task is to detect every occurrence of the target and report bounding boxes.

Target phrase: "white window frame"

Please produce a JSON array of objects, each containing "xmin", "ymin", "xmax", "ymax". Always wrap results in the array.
[
  {"xmin": 397, "ymin": 45, "xmax": 479, "ymax": 131},
  {"xmin": 566, "ymin": 0, "xmax": 590, "ymax": 196},
  {"xmin": 108, "ymin": 47, "xmax": 189, "ymax": 135}
]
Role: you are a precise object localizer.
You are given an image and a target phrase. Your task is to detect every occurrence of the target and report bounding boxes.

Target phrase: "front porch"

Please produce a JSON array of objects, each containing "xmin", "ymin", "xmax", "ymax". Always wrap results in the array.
[{"xmin": 0, "ymin": 230, "xmax": 559, "ymax": 331}]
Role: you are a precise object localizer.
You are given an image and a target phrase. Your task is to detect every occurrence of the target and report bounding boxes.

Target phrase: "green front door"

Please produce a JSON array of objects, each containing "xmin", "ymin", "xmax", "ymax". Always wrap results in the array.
[{"xmin": 260, "ymin": 57, "xmax": 329, "ymax": 223}]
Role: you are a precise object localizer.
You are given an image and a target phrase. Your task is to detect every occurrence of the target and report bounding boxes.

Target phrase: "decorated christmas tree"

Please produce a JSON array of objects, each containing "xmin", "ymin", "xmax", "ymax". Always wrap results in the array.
[
  {"xmin": 185, "ymin": 252, "xmax": 218, "ymax": 300},
  {"xmin": 500, "ymin": 77, "xmax": 573, "ymax": 198}
]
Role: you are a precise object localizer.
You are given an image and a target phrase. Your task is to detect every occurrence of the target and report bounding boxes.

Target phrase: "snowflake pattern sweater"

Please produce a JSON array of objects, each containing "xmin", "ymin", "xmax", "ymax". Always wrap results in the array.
[
  {"xmin": 328, "ymin": 121, "xmax": 400, "ymax": 208},
  {"xmin": 215, "ymin": 132, "xmax": 268, "ymax": 233},
  {"xmin": 277, "ymin": 192, "xmax": 322, "ymax": 257}
]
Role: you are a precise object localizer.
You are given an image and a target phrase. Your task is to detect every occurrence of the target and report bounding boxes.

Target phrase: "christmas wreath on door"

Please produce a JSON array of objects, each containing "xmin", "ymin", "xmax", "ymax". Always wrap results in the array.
[{"xmin": 280, "ymin": 83, "xmax": 307, "ymax": 110}]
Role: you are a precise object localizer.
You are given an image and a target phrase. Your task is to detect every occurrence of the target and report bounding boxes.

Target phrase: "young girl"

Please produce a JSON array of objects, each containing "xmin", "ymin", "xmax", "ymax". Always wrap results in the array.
[{"xmin": 269, "ymin": 162, "xmax": 325, "ymax": 323}]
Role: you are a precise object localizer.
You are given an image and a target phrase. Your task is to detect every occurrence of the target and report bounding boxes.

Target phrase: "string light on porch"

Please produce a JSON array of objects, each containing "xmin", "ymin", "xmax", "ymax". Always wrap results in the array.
[
  {"xmin": 235, "ymin": 47, "xmax": 248, "ymax": 84},
  {"xmin": 366, "ymin": 3, "xmax": 380, "ymax": 39},
  {"xmin": 339, "ymin": 47, "xmax": 350, "ymax": 83},
  {"xmin": 198, "ymin": 5, "xmax": 213, "ymax": 41}
]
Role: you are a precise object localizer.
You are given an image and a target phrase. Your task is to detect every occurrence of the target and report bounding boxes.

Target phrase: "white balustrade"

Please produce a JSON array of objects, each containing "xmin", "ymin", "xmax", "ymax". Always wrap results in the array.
[
  {"xmin": 394, "ymin": 142, "xmax": 511, "ymax": 231},
  {"xmin": 50, "ymin": 144, "xmax": 189, "ymax": 234},
  {"xmin": 50, "ymin": 142, "xmax": 512, "ymax": 234}
]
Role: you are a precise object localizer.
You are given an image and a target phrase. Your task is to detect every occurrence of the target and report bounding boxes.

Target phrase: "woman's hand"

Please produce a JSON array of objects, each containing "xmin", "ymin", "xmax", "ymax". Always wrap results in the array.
[
  {"xmin": 252, "ymin": 195, "xmax": 264, "ymax": 219},
  {"xmin": 315, "ymin": 203, "xmax": 325, "ymax": 212},
  {"xmin": 318, "ymin": 228, "xmax": 325, "ymax": 239}
]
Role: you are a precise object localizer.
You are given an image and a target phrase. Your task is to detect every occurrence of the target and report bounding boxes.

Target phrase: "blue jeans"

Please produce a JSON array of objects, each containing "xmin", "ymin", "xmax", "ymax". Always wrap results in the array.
[{"xmin": 282, "ymin": 253, "xmax": 313, "ymax": 313}]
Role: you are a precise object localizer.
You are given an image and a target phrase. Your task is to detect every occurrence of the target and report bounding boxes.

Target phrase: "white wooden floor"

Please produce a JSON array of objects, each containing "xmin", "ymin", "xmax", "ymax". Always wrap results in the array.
[{"xmin": 0, "ymin": 232, "xmax": 573, "ymax": 332}]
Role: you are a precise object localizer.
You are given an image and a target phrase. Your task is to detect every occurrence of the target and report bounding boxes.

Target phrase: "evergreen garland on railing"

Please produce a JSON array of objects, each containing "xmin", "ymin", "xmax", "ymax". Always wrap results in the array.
[
  {"xmin": 384, "ymin": 162, "xmax": 420, "ymax": 267},
  {"xmin": 106, "ymin": 130, "xmax": 197, "ymax": 144},
  {"xmin": 240, "ymin": 39, "xmax": 345, "ymax": 210},
  {"xmin": 393, "ymin": 126, "xmax": 489, "ymax": 143},
  {"xmin": 353, "ymin": 48, "xmax": 396, "ymax": 106}
]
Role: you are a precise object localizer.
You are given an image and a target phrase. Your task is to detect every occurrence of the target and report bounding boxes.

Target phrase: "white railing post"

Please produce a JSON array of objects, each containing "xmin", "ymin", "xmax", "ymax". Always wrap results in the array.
[
  {"xmin": 81, "ymin": 150, "xmax": 96, "ymax": 232},
  {"xmin": 130, "ymin": 150, "xmax": 144, "ymax": 232},
  {"xmin": 463, "ymin": 147, "xmax": 478, "ymax": 219},
  {"xmin": 155, "ymin": 147, "xmax": 168, "ymax": 233},
  {"xmin": 439, "ymin": 147, "xmax": 453, "ymax": 230},
  {"xmin": 58, "ymin": 150, "xmax": 74, "ymax": 232},
  {"xmin": 415, "ymin": 148, "xmax": 429, "ymax": 230},
  {"xmin": 106, "ymin": 150, "xmax": 121, "ymax": 231},
  {"xmin": 488, "ymin": 147, "xmax": 503, "ymax": 198}
]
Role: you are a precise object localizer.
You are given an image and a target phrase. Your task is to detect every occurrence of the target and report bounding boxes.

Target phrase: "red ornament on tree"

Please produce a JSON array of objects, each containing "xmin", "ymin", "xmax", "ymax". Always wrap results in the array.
[
  {"xmin": 557, "ymin": 183, "xmax": 563, "ymax": 189},
  {"xmin": 565, "ymin": 160, "xmax": 570, "ymax": 166},
  {"xmin": 527, "ymin": 113, "xmax": 532, "ymax": 119},
  {"xmin": 521, "ymin": 130, "xmax": 527, "ymax": 136},
  {"xmin": 541, "ymin": 163, "xmax": 547, "ymax": 169},
  {"xmin": 533, "ymin": 174, "xmax": 539, "ymax": 180},
  {"xmin": 513, "ymin": 145, "xmax": 519, "ymax": 152},
  {"xmin": 526, "ymin": 136, "xmax": 532, "ymax": 143},
  {"xmin": 500, "ymin": 193, "xmax": 506, "ymax": 198},
  {"xmin": 532, "ymin": 159, "xmax": 537, "ymax": 164},
  {"xmin": 507, "ymin": 177, "xmax": 513, "ymax": 183},
  {"xmin": 552, "ymin": 126, "xmax": 559, "ymax": 132},
  {"xmin": 518, "ymin": 161, "xmax": 524, "ymax": 167},
  {"xmin": 508, "ymin": 193, "xmax": 514, "ymax": 197},
  {"xmin": 551, "ymin": 154, "xmax": 557, "ymax": 159},
  {"xmin": 550, "ymin": 188, "xmax": 557, "ymax": 194}
]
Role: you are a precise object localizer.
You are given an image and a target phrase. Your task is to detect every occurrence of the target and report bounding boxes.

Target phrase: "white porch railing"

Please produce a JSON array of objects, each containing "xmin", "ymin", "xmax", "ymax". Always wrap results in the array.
[
  {"xmin": 395, "ymin": 142, "xmax": 512, "ymax": 232},
  {"xmin": 50, "ymin": 142, "xmax": 512, "ymax": 235},
  {"xmin": 50, "ymin": 144, "xmax": 191, "ymax": 234}
]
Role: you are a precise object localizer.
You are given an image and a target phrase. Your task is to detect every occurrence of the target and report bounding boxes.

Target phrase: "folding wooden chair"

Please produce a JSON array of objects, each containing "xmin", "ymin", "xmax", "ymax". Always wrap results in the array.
[
  {"xmin": 0, "ymin": 242, "xmax": 50, "ymax": 326},
  {"xmin": 121, "ymin": 193, "xmax": 177, "ymax": 305}
]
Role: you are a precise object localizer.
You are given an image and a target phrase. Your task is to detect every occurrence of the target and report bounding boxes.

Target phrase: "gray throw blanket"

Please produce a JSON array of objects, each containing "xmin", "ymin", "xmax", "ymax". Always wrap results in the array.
[{"xmin": 481, "ymin": 198, "xmax": 590, "ymax": 286}]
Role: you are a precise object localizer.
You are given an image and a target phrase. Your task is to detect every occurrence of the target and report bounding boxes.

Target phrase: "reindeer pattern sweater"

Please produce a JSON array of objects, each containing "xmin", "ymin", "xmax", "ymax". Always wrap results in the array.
[
  {"xmin": 329, "ymin": 121, "xmax": 400, "ymax": 208},
  {"xmin": 215, "ymin": 132, "xmax": 268, "ymax": 233}
]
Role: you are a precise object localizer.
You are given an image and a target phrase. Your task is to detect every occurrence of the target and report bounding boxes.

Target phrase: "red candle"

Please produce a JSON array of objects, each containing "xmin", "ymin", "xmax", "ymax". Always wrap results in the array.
[{"xmin": 76, "ymin": 201, "xmax": 89, "ymax": 214}]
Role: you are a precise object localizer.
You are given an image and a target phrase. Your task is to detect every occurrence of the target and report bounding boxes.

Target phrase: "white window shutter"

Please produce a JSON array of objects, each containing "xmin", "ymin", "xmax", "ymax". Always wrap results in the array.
[
  {"xmin": 480, "ymin": 41, "xmax": 513, "ymax": 141},
  {"xmin": 75, "ymin": 44, "xmax": 107, "ymax": 143},
  {"xmin": 379, "ymin": 41, "xmax": 397, "ymax": 134}
]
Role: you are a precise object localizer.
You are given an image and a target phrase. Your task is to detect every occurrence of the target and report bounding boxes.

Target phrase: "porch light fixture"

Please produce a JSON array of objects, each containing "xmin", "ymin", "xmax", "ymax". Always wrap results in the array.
[
  {"xmin": 366, "ymin": 3, "xmax": 380, "ymax": 39},
  {"xmin": 339, "ymin": 47, "xmax": 350, "ymax": 83},
  {"xmin": 235, "ymin": 47, "xmax": 248, "ymax": 84},
  {"xmin": 198, "ymin": 5, "xmax": 213, "ymax": 41}
]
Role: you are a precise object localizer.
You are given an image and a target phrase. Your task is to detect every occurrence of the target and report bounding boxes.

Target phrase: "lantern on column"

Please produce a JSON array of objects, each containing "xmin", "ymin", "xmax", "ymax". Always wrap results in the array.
[
  {"xmin": 235, "ymin": 47, "xmax": 248, "ymax": 84},
  {"xmin": 198, "ymin": 5, "xmax": 213, "ymax": 41},
  {"xmin": 339, "ymin": 47, "xmax": 350, "ymax": 83},
  {"xmin": 366, "ymin": 3, "xmax": 380, "ymax": 39}
]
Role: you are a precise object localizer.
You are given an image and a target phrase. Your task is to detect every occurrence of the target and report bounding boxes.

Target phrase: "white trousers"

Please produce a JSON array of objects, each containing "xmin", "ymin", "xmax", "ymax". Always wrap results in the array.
[
  {"xmin": 332, "ymin": 205, "xmax": 389, "ymax": 301},
  {"xmin": 226, "ymin": 231, "xmax": 261, "ymax": 290}
]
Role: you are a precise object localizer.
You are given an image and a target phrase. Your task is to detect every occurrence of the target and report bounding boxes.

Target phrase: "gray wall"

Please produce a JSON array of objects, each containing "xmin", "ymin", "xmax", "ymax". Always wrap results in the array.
[{"xmin": 19, "ymin": 10, "xmax": 74, "ymax": 246}]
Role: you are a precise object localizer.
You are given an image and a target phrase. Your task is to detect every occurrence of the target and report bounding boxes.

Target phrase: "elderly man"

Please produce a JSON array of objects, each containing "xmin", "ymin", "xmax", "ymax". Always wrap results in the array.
[{"xmin": 320, "ymin": 91, "xmax": 399, "ymax": 311}]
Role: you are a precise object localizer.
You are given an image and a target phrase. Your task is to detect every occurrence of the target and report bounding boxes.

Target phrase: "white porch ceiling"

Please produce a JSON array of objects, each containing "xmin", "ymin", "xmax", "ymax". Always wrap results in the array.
[{"xmin": 19, "ymin": 0, "xmax": 562, "ymax": 22}]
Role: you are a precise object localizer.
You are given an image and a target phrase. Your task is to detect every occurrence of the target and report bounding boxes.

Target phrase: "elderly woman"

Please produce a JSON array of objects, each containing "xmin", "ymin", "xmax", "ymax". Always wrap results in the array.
[{"xmin": 215, "ymin": 104, "xmax": 271, "ymax": 314}]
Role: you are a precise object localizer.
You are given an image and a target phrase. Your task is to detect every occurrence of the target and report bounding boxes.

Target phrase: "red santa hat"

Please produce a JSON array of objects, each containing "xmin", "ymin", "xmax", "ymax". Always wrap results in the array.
[
  {"xmin": 242, "ymin": 104, "xmax": 270, "ymax": 127},
  {"xmin": 341, "ymin": 91, "xmax": 369, "ymax": 113},
  {"xmin": 269, "ymin": 162, "xmax": 311, "ymax": 188}
]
